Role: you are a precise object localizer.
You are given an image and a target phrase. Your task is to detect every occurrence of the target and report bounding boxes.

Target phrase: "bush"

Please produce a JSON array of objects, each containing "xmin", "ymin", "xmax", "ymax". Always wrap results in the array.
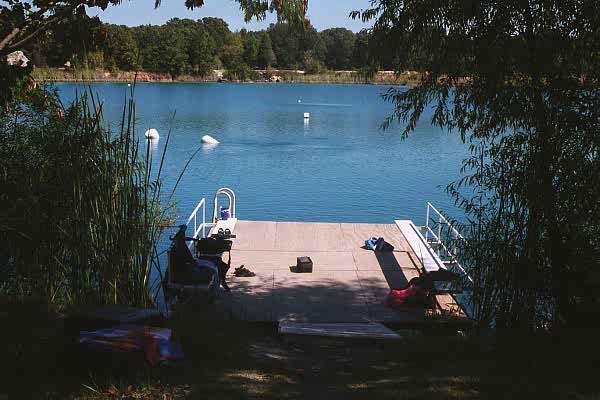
[
  {"xmin": 225, "ymin": 62, "xmax": 259, "ymax": 81},
  {"xmin": 0, "ymin": 88, "xmax": 173, "ymax": 307}
]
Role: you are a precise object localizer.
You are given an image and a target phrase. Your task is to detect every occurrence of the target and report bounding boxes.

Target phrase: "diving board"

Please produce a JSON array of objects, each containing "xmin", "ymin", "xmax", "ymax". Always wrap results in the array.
[{"xmin": 394, "ymin": 220, "xmax": 447, "ymax": 274}]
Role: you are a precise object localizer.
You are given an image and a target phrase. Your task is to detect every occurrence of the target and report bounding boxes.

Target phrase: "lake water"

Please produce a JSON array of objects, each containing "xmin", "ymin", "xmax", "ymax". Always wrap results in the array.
[{"xmin": 57, "ymin": 83, "xmax": 469, "ymax": 226}]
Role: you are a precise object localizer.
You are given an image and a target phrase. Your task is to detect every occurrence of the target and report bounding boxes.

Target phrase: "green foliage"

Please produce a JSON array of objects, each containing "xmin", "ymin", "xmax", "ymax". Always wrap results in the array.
[
  {"xmin": 221, "ymin": 32, "xmax": 244, "ymax": 70},
  {"xmin": 352, "ymin": 30, "xmax": 371, "ymax": 69},
  {"xmin": 14, "ymin": 17, "xmax": 383, "ymax": 81},
  {"xmin": 157, "ymin": 22, "xmax": 190, "ymax": 77},
  {"xmin": 225, "ymin": 61, "xmax": 259, "ymax": 81},
  {"xmin": 112, "ymin": 18, "xmax": 219, "ymax": 76},
  {"xmin": 104, "ymin": 25, "xmax": 140, "ymax": 71},
  {"xmin": 302, "ymin": 50, "xmax": 325, "ymax": 74},
  {"xmin": 357, "ymin": 0, "xmax": 600, "ymax": 330},
  {"xmin": 242, "ymin": 32, "xmax": 260, "ymax": 67},
  {"xmin": 258, "ymin": 31, "xmax": 276, "ymax": 68},
  {"xmin": 320, "ymin": 28, "xmax": 356, "ymax": 70},
  {"xmin": 267, "ymin": 22, "xmax": 321, "ymax": 68},
  {"xmin": 0, "ymin": 88, "xmax": 174, "ymax": 307}
]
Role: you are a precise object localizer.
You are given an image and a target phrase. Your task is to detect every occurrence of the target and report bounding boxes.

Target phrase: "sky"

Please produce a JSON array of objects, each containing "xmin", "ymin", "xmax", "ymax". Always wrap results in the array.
[{"xmin": 89, "ymin": 0, "xmax": 373, "ymax": 32}]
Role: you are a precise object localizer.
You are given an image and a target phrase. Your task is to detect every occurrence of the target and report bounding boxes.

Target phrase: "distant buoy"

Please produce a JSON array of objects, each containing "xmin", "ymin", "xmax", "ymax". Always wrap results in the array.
[
  {"xmin": 144, "ymin": 128, "xmax": 159, "ymax": 139},
  {"xmin": 127, "ymin": 83, "xmax": 131, "ymax": 87},
  {"xmin": 298, "ymin": 99, "xmax": 302, "ymax": 103},
  {"xmin": 304, "ymin": 112, "xmax": 310, "ymax": 119},
  {"xmin": 201, "ymin": 135, "xmax": 220, "ymax": 145}
]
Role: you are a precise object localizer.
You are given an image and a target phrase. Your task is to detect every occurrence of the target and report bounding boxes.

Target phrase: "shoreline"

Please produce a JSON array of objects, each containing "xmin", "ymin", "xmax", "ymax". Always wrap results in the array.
[{"xmin": 32, "ymin": 68, "xmax": 421, "ymax": 86}]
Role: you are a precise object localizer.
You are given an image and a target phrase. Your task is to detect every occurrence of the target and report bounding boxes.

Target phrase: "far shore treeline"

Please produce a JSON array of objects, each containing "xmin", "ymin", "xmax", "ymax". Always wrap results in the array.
[{"xmin": 25, "ymin": 17, "xmax": 388, "ymax": 79}]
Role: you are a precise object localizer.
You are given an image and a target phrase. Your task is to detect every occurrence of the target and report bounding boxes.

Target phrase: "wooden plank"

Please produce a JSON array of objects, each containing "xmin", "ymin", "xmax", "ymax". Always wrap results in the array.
[
  {"xmin": 394, "ymin": 220, "xmax": 446, "ymax": 273},
  {"xmin": 232, "ymin": 221, "xmax": 277, "ymax": 250},
  {"xmin": 274, "ymin": 222, "xmax": 346, "ymax": 251},
  {"xmin": 273, "ymin": 270, "xmax": 371, "ymax": 323},
  {"xmin": 206, "ymin": 220, "xmax": 469, "ymax": 325},
  {"xmin": 231, "ymin": 250, "xmax": 356, "ymax": 271},
  {"xmin": 278, "ymin": 322, "xmax": 401, "ymax": 340}
]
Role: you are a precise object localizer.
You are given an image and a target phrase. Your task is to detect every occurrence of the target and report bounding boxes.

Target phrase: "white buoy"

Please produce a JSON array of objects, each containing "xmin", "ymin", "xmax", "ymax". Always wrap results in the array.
[
  {"xmin": 144, "ymin": 128, "xmax": 159, "ymax": 139},
  {"xmin": 304, "ymin": 112, "xmax": 310, "ymax": 119},
  {"xmin": 298, "ymin": 99, "xmax": 302, "ymax": 103},
  {"xmin": 201, "ymin": 135, "xmax": 220, "ymax": 145},
  {"xmin": 127, "ymin": 83, "xmax": 131, "ymax": 87}
]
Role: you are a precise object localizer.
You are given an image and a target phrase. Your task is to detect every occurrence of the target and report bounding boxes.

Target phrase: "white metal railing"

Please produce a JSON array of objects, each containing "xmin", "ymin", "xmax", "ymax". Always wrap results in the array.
[
  {"xmin": 167, "ymin": 197, "xmax": 215, "ymax": 295},
  {"xmin": 185, "ymin": 198, "xmax": 210, "ymax": 245},
  {"xmin": 212, "ymin": 187, "xmax": 237, "ymax": 223},
  {"xmin": 421, "ymin": 203, "xmax": 473, "ymax": 283}
]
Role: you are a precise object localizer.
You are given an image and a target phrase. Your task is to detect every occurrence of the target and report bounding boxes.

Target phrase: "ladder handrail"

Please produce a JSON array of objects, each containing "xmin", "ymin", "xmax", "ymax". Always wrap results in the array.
[
  {"xmin": 212, "ymin": 187, "xmax": 236, "ymax": 222},
  {"xmin": 422, "ymin": 203, "xmax": 473, "ymax": 283},
  {"xmin": 185, "ymin": 198, "xmax": 207, "ymax": 240}
]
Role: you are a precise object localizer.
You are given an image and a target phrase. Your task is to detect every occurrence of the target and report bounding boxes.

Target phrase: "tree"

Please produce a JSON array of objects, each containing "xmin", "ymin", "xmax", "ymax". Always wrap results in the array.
[
  {"xmin": 355, "ymin": 1, "xmax": 600, "ymax": 330},
  {"xmin": 267, "ymin": 22, "xmax": 321, "ymax": 69},
  {"xmin": 188, "ymin": 26, "xmax": 215, "ymax": 76},
  {"xmin": 133, "ymin": 25, "xmax": 161, "ymax": 73},
  {"xmin": 243, "ymin": 32, "xmax": 260, "ymax": 67},
  {"xmin": 258, "ymin": 32, "xmax": 276, "ymax": 68},
  {"xmin": 221, "ymin": 32, "xmax": 244, "ymax": 70},
  {"xmin": 352, "ymin": 30, "xmax": 370, "ymax": 69},
  {"xmin": 302, "ymin": 50, "xmax": 325, "ymax": 74},
  {"xmin": 158, "ymin": 24, "xmax": 189, "ymax": 77},
  {"xmin": 1, "ymin": 0, "xmax": 309, "ymax": 105},
  {"xmin": 103, "ymin": 24, "xmax": 140, "ymax": 71},
  {"xmin": 0, "ymin": 1, "xmax": 308, "ymax": 57},
  {"xmin": 201, "ymin": 17, "xmax": 231, "ymax": 52},
  {"xmin": 320, "ymin": 28, "xmax": 355, "ymax": 70}
]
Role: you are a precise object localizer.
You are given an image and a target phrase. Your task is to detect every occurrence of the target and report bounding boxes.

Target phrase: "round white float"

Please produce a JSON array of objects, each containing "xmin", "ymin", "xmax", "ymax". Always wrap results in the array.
[
  {"xmin": 304, "ymin": 112, "xmax": 310, "ymax": 119},
  {"xmin": 144, "ymin": 128, "xmax": 159, "ymax": 139},
  {"xmin": 201, "ymin": 135, "xmax": 220, "ymax": 145}
]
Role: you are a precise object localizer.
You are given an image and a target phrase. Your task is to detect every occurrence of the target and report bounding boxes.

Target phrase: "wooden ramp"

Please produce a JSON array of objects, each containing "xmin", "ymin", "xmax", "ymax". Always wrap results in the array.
[
  {"xmin": 212, "ymin": 220, "xmax": 468, "ymax": 325},
  {"xmin": 279, "ymin": 322, "xmax": 401, "ymax": 340}
]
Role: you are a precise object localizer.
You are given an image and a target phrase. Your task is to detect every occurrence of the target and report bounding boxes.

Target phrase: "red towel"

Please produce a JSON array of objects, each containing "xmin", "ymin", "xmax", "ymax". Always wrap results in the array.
[{"xmin": 386, "ymin": 284, "xmax": 428, "ymax": 311}]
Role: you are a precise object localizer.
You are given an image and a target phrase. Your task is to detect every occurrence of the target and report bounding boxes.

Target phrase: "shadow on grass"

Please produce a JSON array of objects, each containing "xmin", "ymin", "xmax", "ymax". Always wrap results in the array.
[{"xmin": 2, "ymin": 299, "xmax": 600, "ymax": 399}]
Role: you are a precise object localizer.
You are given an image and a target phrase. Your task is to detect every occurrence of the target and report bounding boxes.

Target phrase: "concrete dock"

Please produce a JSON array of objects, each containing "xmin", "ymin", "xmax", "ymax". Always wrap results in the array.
[{"xmin": 214, "ymin": 220, "xmax": 467, "ymax": 325}]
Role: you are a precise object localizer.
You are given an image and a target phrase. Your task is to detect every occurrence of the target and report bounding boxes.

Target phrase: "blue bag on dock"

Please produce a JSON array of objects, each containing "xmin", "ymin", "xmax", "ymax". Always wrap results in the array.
[
  {"xmin": 365, "ymin": 237, "xmax": 395, "ymax": 252},
  {"xmin": 365, "ymin": 237, "xmax": 378, "ymax": 250},
  {"xmin": 220, "ymin": 206, "xmax": 230, "ymax": 220}
]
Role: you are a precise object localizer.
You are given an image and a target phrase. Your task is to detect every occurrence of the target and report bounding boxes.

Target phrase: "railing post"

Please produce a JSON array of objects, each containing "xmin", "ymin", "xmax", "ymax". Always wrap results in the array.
[
  {"xmin": 425, "ymin": 203, "xmax": 430, "ymax": 242},
  {"xmin": 438, "ymin": 214, "xmax": 442, "ymax": 257},
  {"xmin": 202, "ymin": 200, "xmax": 206, "ymax": 238}
]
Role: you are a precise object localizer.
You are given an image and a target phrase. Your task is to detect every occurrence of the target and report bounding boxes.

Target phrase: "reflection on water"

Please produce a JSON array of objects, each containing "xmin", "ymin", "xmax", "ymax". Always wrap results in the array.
[
  {"xmin": 202, "ymin": 142, "xmax": 219, "ymax": 152},
  {"xmin": 148, "ymin": 137, "xmax": 159, "ymax": 153}
]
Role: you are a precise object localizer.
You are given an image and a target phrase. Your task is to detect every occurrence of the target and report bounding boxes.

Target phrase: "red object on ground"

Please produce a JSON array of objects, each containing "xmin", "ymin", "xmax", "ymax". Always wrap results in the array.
[{"xmin": 386, "ymin": 284, "xmax": 429, "ymax": 311}]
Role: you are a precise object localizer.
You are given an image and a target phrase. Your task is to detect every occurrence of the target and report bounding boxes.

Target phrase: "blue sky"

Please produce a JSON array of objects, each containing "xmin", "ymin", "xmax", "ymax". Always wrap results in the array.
[{"xmin": 90, "ymin": 0, "xmax": 373, "ymax": 32}]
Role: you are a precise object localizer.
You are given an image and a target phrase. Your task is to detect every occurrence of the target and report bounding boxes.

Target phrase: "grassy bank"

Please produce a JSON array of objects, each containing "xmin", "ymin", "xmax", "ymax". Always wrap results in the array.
[
  {"xmin": 275, "ymin": 70, "xmax": 420, "ymax": 86},
  {"xmin": 31, "ymin": 67, "xmax": 219, "ymax": 83},
  {"xmin": 32, "ymin": 67, "xmax": 420, "ymax": 85}
]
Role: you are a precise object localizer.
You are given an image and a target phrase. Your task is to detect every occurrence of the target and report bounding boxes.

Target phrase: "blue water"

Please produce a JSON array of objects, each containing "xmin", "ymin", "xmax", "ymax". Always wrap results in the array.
[{"xmin": 57, "ymin": 83, "xmax": 469, "ymax": 226}]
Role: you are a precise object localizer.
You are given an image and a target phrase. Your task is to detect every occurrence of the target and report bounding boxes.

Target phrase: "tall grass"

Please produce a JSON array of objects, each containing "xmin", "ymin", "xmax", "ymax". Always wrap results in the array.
[{"xmin": 0, "ymin": 85, "xmax": 173, "ymax": 308}]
